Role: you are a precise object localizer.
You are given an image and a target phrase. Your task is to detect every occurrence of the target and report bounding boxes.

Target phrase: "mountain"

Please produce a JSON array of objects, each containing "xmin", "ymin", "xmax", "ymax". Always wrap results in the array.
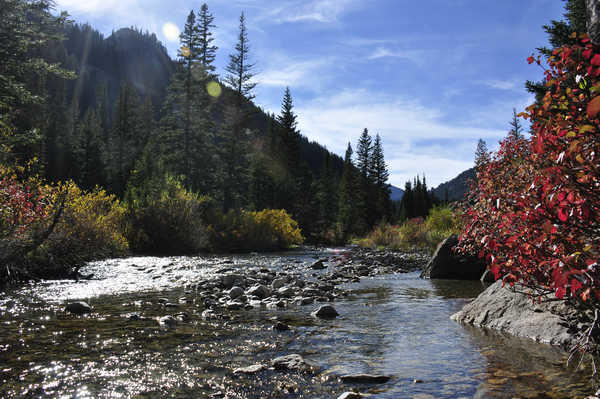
[
  {"xmin": 390, "ymin": 185, "xmax": 404, "ymax": 201},
  {"xmin": 432, "ymin": 167, "xmax": 475, "ymax": 201}
]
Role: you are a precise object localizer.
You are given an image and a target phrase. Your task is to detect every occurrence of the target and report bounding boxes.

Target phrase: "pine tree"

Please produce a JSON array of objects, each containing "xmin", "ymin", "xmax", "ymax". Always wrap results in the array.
[
  {"xmin": 225, "ymin": 12, "xmax": 256, "ymax": 102},
  {"xmin": 474, "ymin": 138, "xmax": 490, "ymax": 171},
  {"xmin": 277, "ymin": 87, "xmax": 300, "ymax": 175},
  {"xmin": 356, "ymin": 128, "xmax": 372, "ymax": 179},
  {"xmin": 370, "ymin": 133, "xmax": 391, "ymax": 222},
  {"xmin": 107, "ymin": 82, "xmax": 142, "ymax": 195},
  {"xmin": 508, "ymin": 108, "xmax": 523, "ymax": 139},
  {"xmin": 526, "ymin": 0, "xmax": 586, "ymax": 101},
  {"xmin": 197, "ymin": 4, "xmax": 218, "ymax": 73},
  {"xmin": 75, "ymin": 109, "xmax": 105, "ymax": 189},
  {"xmin": 338, "ymin": 143, "xmax": 359, "ymax": 238},
  {"xmin": 180, "ymin": 10, "xmax": 201, "ymax": 183}
]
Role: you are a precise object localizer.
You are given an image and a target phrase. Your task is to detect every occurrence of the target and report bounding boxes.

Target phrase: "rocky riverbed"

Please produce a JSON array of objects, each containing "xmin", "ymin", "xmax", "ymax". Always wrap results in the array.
[{"xmin": 0, "ymin": 247, "xmax": 594, "ymax": 398}]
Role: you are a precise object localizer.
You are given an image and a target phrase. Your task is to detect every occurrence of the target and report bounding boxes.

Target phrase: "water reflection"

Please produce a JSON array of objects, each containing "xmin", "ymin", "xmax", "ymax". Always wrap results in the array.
[{"xmin": 0, "ymin": 253, "xmax": 593, "ymax": 398}]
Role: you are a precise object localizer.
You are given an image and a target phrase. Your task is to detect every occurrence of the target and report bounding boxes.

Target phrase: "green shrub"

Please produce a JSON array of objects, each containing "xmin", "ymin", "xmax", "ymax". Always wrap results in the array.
[
  {"xmin": 208, "ymin": 209, "xmax": 303, "ymax": 252},
  {"xmin": 425, "ymin": 205, "xmax": 457, "ymax": 232},
  {"xmin": 125, "ymin": 174, "xmax": 211, "ymax": 254}
]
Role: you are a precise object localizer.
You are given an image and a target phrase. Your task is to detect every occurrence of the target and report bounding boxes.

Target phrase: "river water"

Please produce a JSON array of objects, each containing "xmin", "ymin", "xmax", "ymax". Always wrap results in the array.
[{"xmin": 0, "ymin": 249, "xmax": 592, "ymax": 398}]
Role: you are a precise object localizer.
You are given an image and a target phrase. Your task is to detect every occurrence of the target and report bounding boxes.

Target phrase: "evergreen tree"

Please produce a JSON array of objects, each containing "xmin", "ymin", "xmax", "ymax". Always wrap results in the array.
[
  {"xmin": 106, "ymin": 82, "xmax": 142, "ymax": 195},
  {"xmin": 338, "ymin": 143, "xmax": 360, "ymax": 238},
  {"xmin": 75, "ymin": 109, "xmax": 105, "ymax": 189},
  {"xmin": 526, "ymin": 0, "xmax": 586, "ymax": 101},
  {"xmin": 355, "ymin": 128, "xmax": 374, "ymax": 228},
  {"xmin": 508, "ymin": 108, "xmax": 523, "ymax": 139},
  {"xmin": 474, "ymin": 138, "xmax": 490, "ymax": 171},
  {"xmin": 224, "ymin": 12, "xmax": 256, "ymax": 102},
  {"xmin": 277, "ymin": 87, "xmax": 300, "ymax": 174},
  {"xmin": 356, "ymin": 128, "xmax": 372, "ymax": 179},
  {"xmin": 197, "ymin": 4, "xmax": 218, "ymax": 73},
  {"xmin": 370, "ymin": 133, "xmax": 391, "ymax": 222}
]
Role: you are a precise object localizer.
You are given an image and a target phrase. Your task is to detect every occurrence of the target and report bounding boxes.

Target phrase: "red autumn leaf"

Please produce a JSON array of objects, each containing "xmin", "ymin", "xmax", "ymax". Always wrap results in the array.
[
  {"xmin": 587, "ymin": 96, "xmax": 600, "ymax": 118},
  {"xmin": 555, "ymin": 286, "xmax": 566, "ymax": 299},
  {"xmin": 571, "ymin": 278, "xmax": 583, "ymax": 295},
  {"xmin": 527, "ymin": 56, "xmax": 535, "ymax": 64},
  {"xmin": 583, "ymin": 49, "xmax": 593, "ymax": 59},
  {"xmin": 592, "ymin": 54, "xmax": 600, "ymax": 66}
]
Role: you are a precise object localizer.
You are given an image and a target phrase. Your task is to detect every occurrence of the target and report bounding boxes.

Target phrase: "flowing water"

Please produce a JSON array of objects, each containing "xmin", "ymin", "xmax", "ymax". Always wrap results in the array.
[{"xmin": 0, "ymin": 249, "xmax": 593, "ymax": 398}]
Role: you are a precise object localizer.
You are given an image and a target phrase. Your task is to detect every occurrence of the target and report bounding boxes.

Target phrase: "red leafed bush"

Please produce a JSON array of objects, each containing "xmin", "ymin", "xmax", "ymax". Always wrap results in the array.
[{"xmin": 458, "ymin": 34, "xmax": 600, "ymax": 305}]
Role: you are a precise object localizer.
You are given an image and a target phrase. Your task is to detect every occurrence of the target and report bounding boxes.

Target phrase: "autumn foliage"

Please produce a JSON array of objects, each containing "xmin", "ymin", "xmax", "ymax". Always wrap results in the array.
[{"xmin": 459, "ymin": 33, "xmax": 600, "ymax": 306}]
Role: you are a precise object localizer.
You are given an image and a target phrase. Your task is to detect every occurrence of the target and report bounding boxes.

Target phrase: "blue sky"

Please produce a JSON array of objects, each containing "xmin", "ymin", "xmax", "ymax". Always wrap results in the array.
[{"xmin": 54, "ymin": 0, "xmax": 565, "ymax": 188}]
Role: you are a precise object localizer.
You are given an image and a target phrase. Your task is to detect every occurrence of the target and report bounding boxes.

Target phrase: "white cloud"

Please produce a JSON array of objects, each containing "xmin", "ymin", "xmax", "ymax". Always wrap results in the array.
[
  {"xmin": 367, "ymin": 46, "xmax": 426, "ymax": 64},
  {"xmin": 259, "ymin": 0, "xmax": 357, "ymax": 24},
  {"xmin": 256, "ymin": 58, "xmax": 334, "ymax": 88},
  {"xmin": 295, "ymin": 89, "xmax": 506, "ymax": 187},
  {"xmin": 477, "ymin": 79, "xmax": 519, "ymax": 91}
]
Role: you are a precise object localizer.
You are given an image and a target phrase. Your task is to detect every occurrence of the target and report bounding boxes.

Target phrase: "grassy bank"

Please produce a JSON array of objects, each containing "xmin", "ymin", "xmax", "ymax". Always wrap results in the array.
[{"xmin": 354, "ymin": 206, "xmax": 461, "ymax": 252}]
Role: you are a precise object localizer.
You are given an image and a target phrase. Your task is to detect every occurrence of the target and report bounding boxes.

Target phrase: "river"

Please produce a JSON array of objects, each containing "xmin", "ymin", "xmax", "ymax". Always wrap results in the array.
[{"xmin": 0, "ymin": 248, "xmax": 592, "ymax": 398}]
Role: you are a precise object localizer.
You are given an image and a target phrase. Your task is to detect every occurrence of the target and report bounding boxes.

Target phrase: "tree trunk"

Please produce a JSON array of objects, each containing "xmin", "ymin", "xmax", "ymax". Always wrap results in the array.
[{"xmin": 588, "ymin": 0, "xmax": 600, "ymax": 45}]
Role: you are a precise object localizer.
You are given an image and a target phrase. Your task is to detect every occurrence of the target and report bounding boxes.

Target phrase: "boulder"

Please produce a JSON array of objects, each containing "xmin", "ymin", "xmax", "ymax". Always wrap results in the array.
[
  {"xmin": 222, "ymin": 274, "xmax": 244, "ymax": 289},
  {"xmin": 273, "ymin": 322, "xmax": 290, "ymax": 331},
  {"xmin": 246, "ymin": 284, "xmax": 271, "ymax": 299},
  {"xmin": 337, "ymin": 392, "xmax": 364, "ymax": 399},
  {"xmin": 312, "ymin": 305, "xmax": 339, "ymax": 319},
  {"xmin": 340, "ymin": 374, "xmax": 392, "ymax": 383},
  {"xmin": 420, "ymin": 234, "xmax": 486, "ymax": 280},
  {"xmin": 233, "ymin": 364, "xmax": 266, "ymax": 374},
  {"xmin": 271, "ymin": 354, "xmax": 316, "ymax": 372},
  {"xmin": 310, "ymin": 260, "xmax": 327, "ymax": 270},
  {"xmin": 272, "ymin": 277, "xmax": 287, "ymax": 290},
  {"xmin": 158, "ymin": 315, "xmax": 178, "ymax": 327},
  {"xmin": 451, "ymin": 280, "xmax": 575, "ymax": 347},
  {"xmin": 229, "ymin": 286, "xmax": 244, "ymax": 299},
  {"xmin": 65, "ymin": 301, "xmax": 91, "ymax": 315}
]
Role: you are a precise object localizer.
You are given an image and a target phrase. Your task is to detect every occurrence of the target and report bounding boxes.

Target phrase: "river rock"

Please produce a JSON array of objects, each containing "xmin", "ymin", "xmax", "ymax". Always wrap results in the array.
[
  {"xmin": 420, "ymin": 234, "xmax": 486, "ymax": 280},
  {"xmin": 233, "ymin": 364, "xmax": 266, "ymax": 374},
  {"xmin": 272, "ymin": 277, "xmax": 287, "ymax": 290},
  {"xmin": 312, "ymin": 305, "xmax": 339, "ymax": 319},
  {"xmin": 65, "ymin": 301, "xmax": 91, "ymax": 315},
  {"xmin": 337, "ymin": 392, "xmax": 365, "ymax": 399},
  {"xmin": 226, "ymin": 301, "xmax": 244, "ymax": 311},
  {"xmin": 158, "ymin": 315, "xmax": 178, "ymax": 327},
  {"xmin": 229, "ymin": 286, "xmax": 244, "ymax": 299},
  {"xmin": 273, "ymin": 321, "xmax": 290, "ymax": 331},
  {"xmin": 340, "ymin": 374, "xmax": 392, "ymax": 384},
  {"xmin": 277, "ymin": 286, "xmax": 295, "ymax": 297},
  {"xmin": 222, "ymin": 274, "xmax": 244, "ymax": 289},
  {"xmin": 311, "ymin": 260, "xmax": 327, "ymax": 270},
  {"xmin": 451, "ymin": 280, "xmax": 575, "ymax": 347},
  {"xmin": 246, "ymin": 284, "xmax": 271, "ymax": 299},
  {"xmin": 271, "ymin": 354, "xmax": 316, "ymax": 372}
]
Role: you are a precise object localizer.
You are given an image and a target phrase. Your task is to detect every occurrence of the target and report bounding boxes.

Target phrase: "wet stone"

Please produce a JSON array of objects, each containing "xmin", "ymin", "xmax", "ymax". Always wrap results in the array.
[
  {"xmin": 233, "ymin": 364, "xmax": 266, "ymax": 374},
  {"xmin": 271, "ymin": 354, "xmax": 316, "ymax": 372},
  {"xmin": 273, "ymin": 322, "xmax": 290, "ymax": 331},
  {"xmin": 337, "ymin": 392, "xmax": 364, "ymax": 399},
  {"xmin": 158, "ymin": 315, "xmax": 177, "ymax": 327},
  {"xmin": 229, "ymin": 286, "xmax": 244, "ymax": 299},
  {"xmin": 65, "ymin": 301, "xmax": 92, "ymax": 315},
  {"xmin": 340, "ymin": 374, "xmax": 392, "ymax": 384},
  {"xmin": 312, "ymin": 305, "xmax": 339, "ymax": 319}
]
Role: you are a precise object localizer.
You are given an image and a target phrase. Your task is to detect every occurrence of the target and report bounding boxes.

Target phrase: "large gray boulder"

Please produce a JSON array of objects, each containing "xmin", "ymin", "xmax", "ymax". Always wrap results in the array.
[
  {"xmin": 451, "ymin": 280, "xmax": 575, "ymax": 347},
  {"xmin": 420, "ymin": 234, "xmax": 486, "ymax": 280},
  {"xmin": 65, "ymin": 301, "xmax": 92, "ymax": 315}
]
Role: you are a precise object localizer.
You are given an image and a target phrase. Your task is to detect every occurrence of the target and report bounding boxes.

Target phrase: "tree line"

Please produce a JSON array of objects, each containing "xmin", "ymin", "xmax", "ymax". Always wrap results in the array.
[{"xmin": 1, "ymin": 0, "xmax": 394, "ymax": 244}]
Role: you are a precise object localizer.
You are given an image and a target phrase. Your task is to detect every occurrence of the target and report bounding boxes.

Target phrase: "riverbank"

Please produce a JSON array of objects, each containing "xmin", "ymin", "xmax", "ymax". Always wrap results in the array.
[{"xmin": 0, "ymin": 248, "xmax": 592, "ymax": 398}]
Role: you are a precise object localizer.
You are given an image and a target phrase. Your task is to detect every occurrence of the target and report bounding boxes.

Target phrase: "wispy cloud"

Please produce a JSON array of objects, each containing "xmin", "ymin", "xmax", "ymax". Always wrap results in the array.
[
  {"xmin": 295, "ymin": 89, "xmax": 507, "ymax": 187},
  {"xmin": 257, "ymin": 0, "xmax": 358, "ymax": 24},
  {"xmin": 367, "ymin": 46, "xmax": 427, "ymax": 65},
  {"xmin": 477, "ymin": 79, "xmax": 520, "ymax": 91},
  {"xmin": 256, "ymin": 58, "xmax": 335, "ymax": 89}
]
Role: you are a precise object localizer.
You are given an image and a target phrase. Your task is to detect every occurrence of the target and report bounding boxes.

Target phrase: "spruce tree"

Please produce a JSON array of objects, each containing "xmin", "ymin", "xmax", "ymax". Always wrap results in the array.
[
  {"xmin": 370, "ymin": 133, "xmax": 391, "ymax": 222},
  {"xmin": 196, "ymin": 4, "xmax": 218, "ymax": 73},
  {"xmin": 225, "ymin": 12, "xmax": 256, "ymax": 102},
  {"xmin": 474, "ymin": 138, "xmax": 490, "ymax": 171},
  {"xmin": 277, "ymin": 87, "xmax": 301, "ymax": 175},
  {"xmin": 508, "ymin": 108, "xmax": 523, "ymax": 139},
  {"xmin": 338, "ymin": 143, "xmax": 359, "ymax": 238}
]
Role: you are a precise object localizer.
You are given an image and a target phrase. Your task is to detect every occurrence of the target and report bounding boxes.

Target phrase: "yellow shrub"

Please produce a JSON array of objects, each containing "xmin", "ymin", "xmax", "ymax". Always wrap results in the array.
[{"xmin": 41, "ymin": 181, "xmax": 128, "ymax": 261}]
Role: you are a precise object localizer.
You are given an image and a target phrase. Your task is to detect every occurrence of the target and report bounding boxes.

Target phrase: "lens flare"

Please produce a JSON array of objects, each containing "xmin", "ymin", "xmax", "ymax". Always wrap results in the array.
[
  {"xmin": 206, "ymin": 81, "xmax": 222, "ymax": 98},
  {"xmin": 162, "ymin": 22, "xmax": 179, "ymax": 42}
]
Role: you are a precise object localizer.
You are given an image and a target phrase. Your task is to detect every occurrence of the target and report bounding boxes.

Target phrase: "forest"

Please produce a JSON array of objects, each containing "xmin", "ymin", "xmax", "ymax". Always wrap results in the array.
[{"xmin": 0, "ymin": 0, "xmax": 412, "ymax": 282}]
